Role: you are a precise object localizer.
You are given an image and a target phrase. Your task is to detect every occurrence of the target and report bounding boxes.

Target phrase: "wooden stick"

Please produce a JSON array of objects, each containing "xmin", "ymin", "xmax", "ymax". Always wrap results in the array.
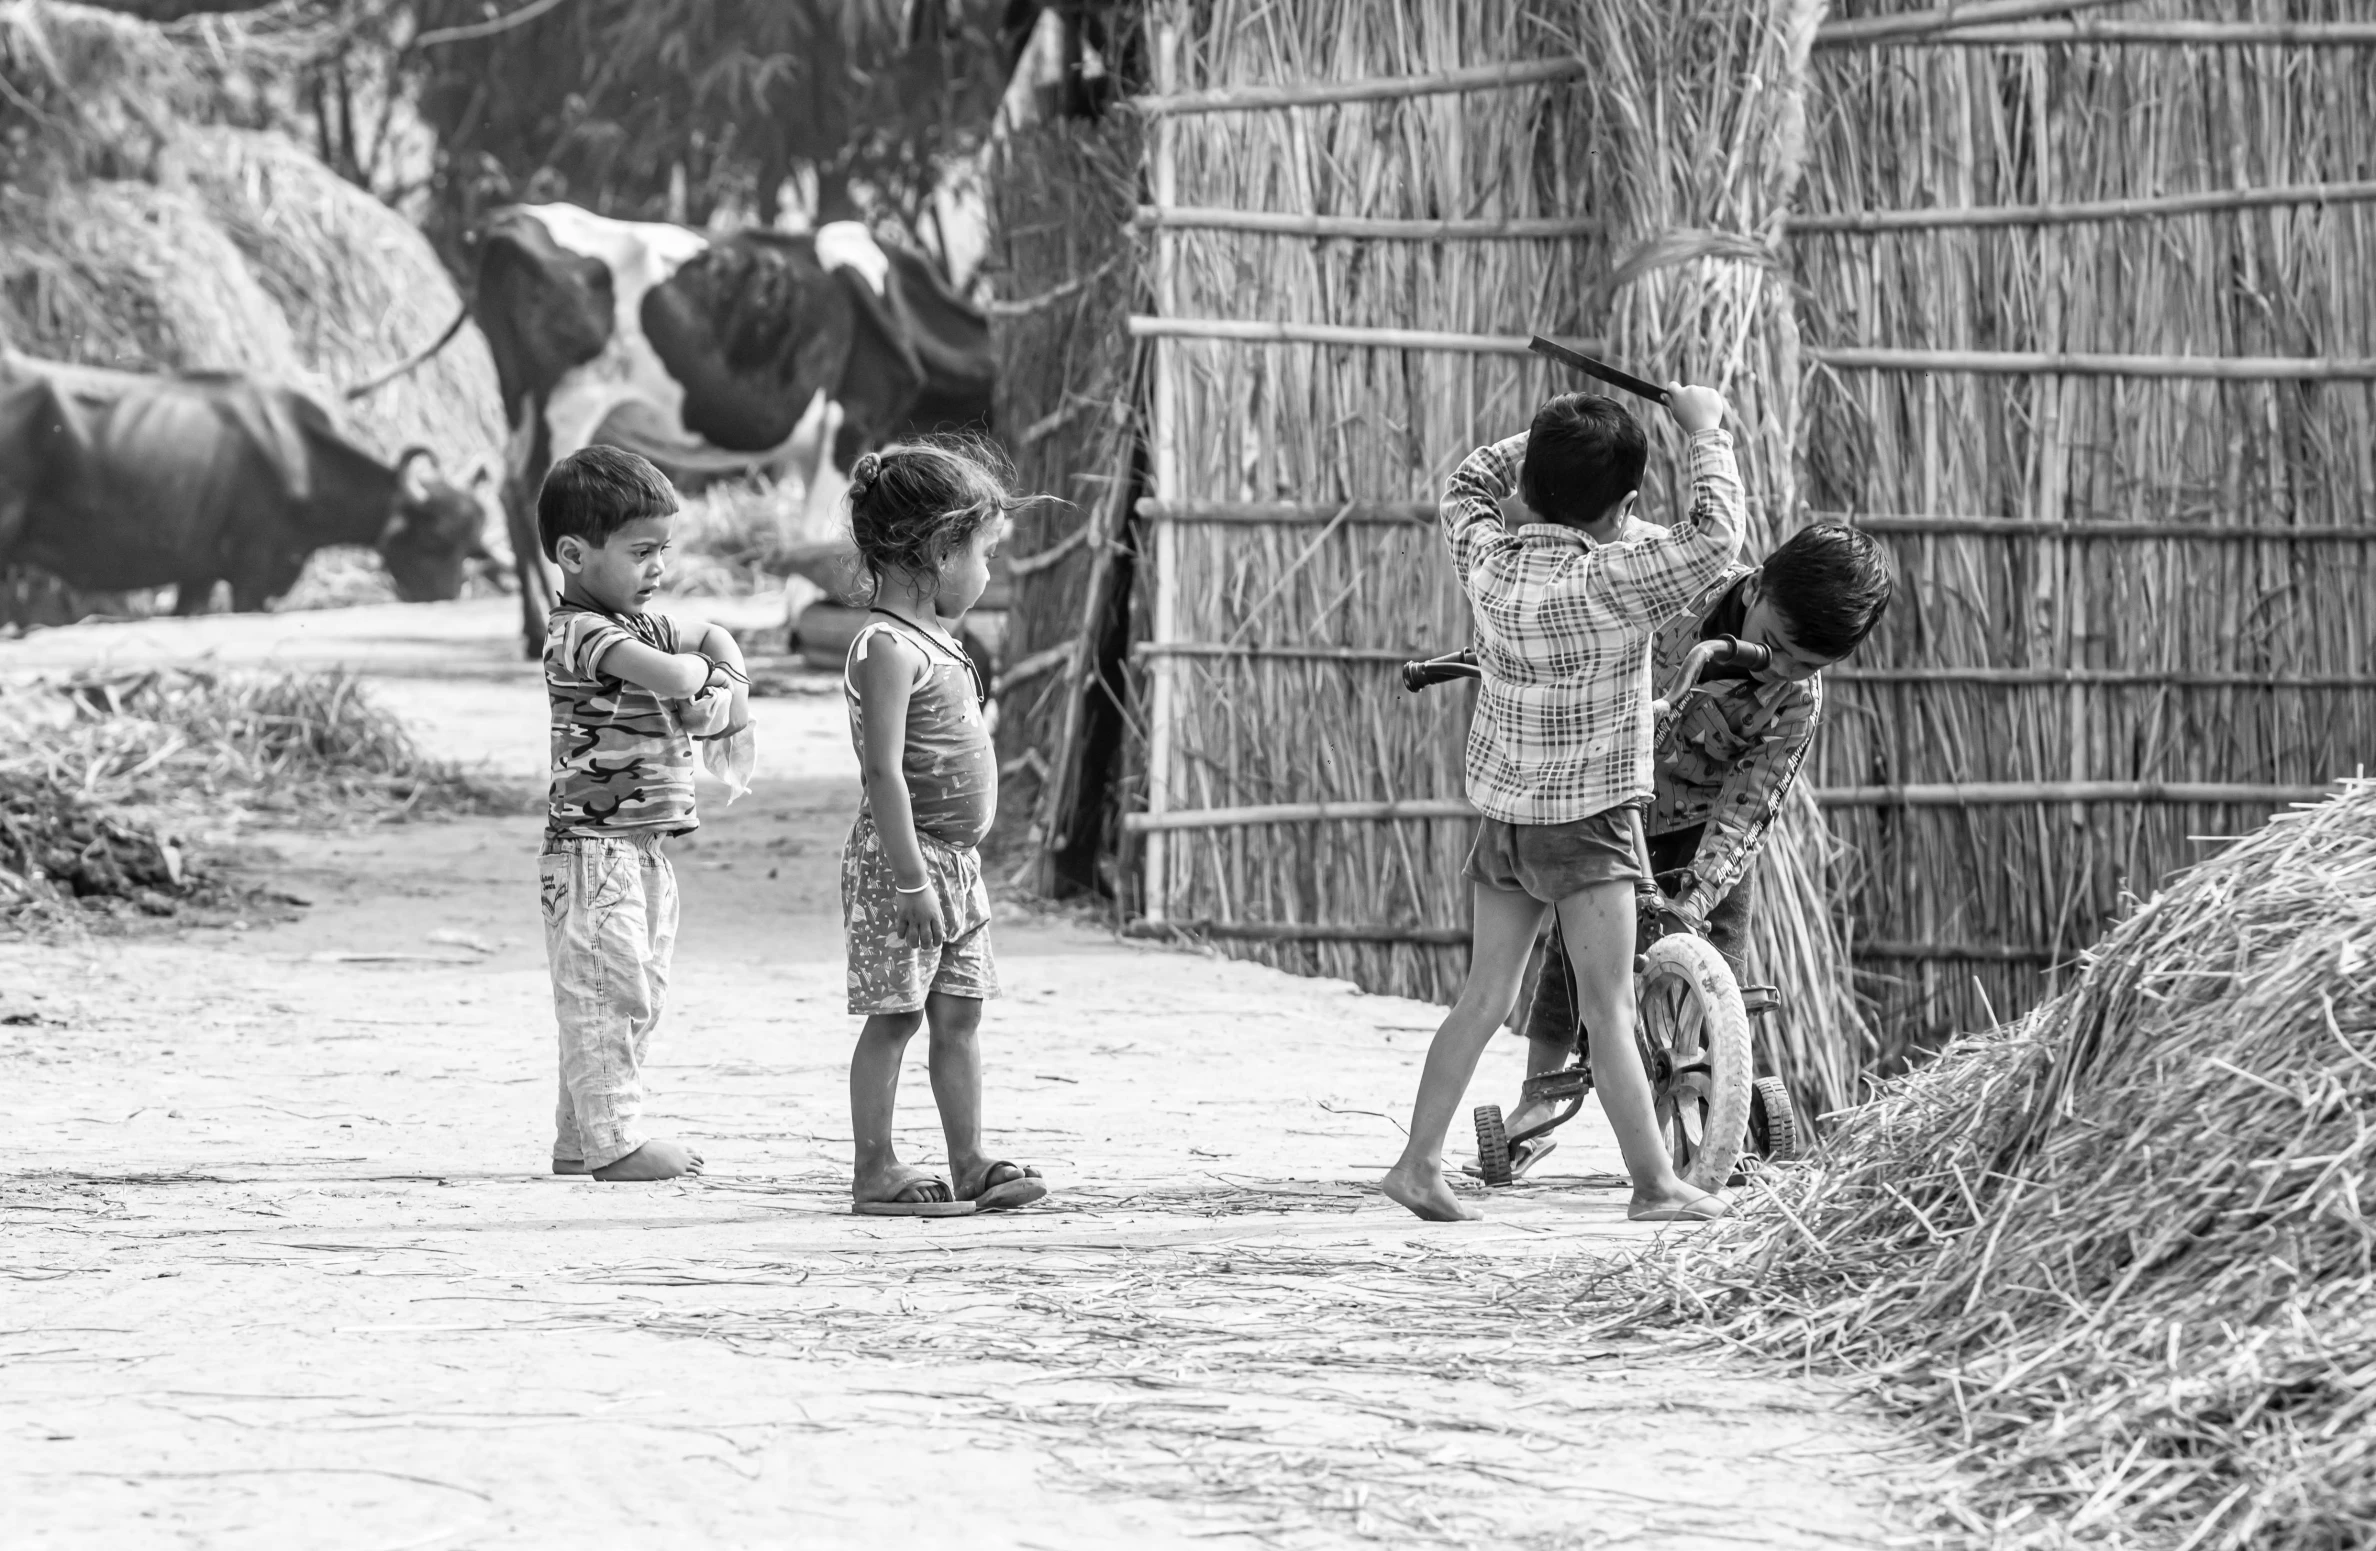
[
  {"xmin": 1123, "ymin": 919, "xmax": 1471, "ymax": 946},
  {"xmin": 1853, "ymin": 941, "xmax": 2066, "ymax": 964},
  {"xmin": 1136, "ymin": 497, "xmax": 1435, "ymax": 526},
  {"xmin": 1810, "ymin": 347, "xmax": 2376, "ymax": 379},
  {"xmin": 1831, "ymin": 668, "xmax": 2376, "ymax": 689},
  {"xmin": 1811, "ymin": 0, "xmax": 2126, "ymax": 47},
  {"xmin": 1142, "ymin": 21, "xmax": 1182, "ymax": 925},
  {"xmin": 1134, "ymin": 205, "xmax": 1603, "ymax": 241},
  {"xmin": 1815, "ymin": 781, "xmax": 2339, "ymax": 807},
  {"xmin": 1127, "ymin": 316, "xmax": 1568, "ymax": 356},
  {"xmin": 1127, "ymin": 56, "xmax": 1587, "ymax": 117},
  {"xmin": 992, "ymin": 641, "xmax": 1074, "ymax": 698},
  {"xmin": 1895, "ymin": 20, "xmax": 2376, "ymax": 46},
  {"xmin": 1004, "ymin": 525, "xmax": 1089, "ymax": 578},
  {"xmin": 1836, "ymin": 514, "xmax": 2376, "ymax": 540},
  {"xmin": 1122, "ymin": 798, "xmax": 1476, "ymax": 834},
  {"xmin": 1132, "ymin": 642, "xmax": 1418, "ymax": 664},
  {"xmin": 1789, "ymin": 179, "xmax": 2376, "ymax": 235}
]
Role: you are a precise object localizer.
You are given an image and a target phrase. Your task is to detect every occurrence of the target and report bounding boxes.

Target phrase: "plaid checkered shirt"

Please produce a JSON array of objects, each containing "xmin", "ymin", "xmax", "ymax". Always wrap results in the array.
[{"xmin": 1442, "ymin": 428, "xmax": 1747, "ymax": 825}]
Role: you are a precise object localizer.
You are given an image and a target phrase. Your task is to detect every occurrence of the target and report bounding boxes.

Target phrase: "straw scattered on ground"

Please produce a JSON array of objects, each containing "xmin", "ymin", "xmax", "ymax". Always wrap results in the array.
[
  {"xmin": 0, "ymin": 669, "xmax": 510, "ymax": 924},
  {"xmin": 1589, "ymin": 779, "xmax": 2376, "ymax": 1549}
]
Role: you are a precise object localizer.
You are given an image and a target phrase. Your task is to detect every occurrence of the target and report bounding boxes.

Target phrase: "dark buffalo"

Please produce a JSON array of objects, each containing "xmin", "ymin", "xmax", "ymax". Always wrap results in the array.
[
  {"xmin": 469, "ymin": 203, "xmax": 995, "ymax": 654},
  {"xmin": 0, "ymin": 352, "xmax": 486, "ymax": 614}
]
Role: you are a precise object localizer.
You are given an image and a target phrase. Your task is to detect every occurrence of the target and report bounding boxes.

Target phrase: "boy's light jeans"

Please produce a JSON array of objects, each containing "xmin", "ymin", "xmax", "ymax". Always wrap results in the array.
[{"xmin": 538, "ymin": 833, "xmax": 678, "ymax": 1170}]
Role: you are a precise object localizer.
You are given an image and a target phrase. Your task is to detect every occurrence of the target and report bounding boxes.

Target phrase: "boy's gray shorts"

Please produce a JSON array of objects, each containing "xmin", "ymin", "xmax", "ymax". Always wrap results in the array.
[{"xmin": 1462, "ymin": 805, "xmax": 1649, "ymax": 904}]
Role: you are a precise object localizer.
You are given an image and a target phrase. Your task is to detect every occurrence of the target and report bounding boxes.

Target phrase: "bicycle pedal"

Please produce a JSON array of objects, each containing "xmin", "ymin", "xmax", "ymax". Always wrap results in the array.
[
  {"xmin": 1521, "ymin": 1068, "xmax": 1592, "ymax": 1103},
  {"xmin": 1740, "ymin": 984, "xmax": 1781, "ymax": 1017}
]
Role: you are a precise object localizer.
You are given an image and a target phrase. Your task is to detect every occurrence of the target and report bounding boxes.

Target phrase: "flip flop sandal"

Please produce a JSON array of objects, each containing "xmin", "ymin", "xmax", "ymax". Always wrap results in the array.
[
  {"xmin": 1458, "ymin": 1137, "xmax": 1558, "ymax": 1181},
  {"xmin": 966, "ymin": 1161, "xmax": 1047, "ymax": 1213},
  {"xmin": 853, "ymin": 1179, "xmax": 977, "ymax": 1217},
  {"xmin": 1627, "ymin": 1194, "xmax": 1733, "ymax": 1224}
]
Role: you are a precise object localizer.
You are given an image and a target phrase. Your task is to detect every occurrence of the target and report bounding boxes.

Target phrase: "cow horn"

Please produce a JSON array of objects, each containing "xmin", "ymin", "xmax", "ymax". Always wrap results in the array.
[{"xmin": 344, "ymin": 303, "xmax": 472, "ymax": 401}]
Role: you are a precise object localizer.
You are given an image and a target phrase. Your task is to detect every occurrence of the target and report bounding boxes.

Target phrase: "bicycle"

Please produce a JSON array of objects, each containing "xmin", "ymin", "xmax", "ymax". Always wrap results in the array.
[{"xmin": 1401, "ymin": 636, "xmax": 1806, "ymax": 1190}]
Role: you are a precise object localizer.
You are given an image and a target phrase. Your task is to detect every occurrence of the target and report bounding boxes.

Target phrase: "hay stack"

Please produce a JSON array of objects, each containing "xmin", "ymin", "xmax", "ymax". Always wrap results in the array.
[
  {"xmin": 162, "ymin": 126, "xmax": 506, "ymax": 480},
  {"xmin": 1614, "ymin": 780, "xmax": 2376, "ymax": 1547}
]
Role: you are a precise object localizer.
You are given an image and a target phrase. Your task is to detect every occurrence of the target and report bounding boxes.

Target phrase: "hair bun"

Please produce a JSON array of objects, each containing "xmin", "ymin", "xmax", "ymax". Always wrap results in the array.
[{"xmin": 848, "ymin": 451, "xmax": 882, "ymax": 500}]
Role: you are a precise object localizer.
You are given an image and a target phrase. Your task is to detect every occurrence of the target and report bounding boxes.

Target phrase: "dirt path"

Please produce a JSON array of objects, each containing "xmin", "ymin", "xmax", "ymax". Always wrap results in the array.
[{"xmin": 4, "ymin": 601, "xmax": 1920, "ymax": 1549}]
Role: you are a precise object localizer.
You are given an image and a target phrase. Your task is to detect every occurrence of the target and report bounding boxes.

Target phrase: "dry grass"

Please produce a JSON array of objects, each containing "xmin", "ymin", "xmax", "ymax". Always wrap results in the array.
[
  {"xmin": 0, "ymin": 670, "xmax": 506, "ymax": 831},
  {"xmin": 1797, "ymin": 1, "xmax": 2376, "ymax": 1051},
  {"xmin": 1592, "ymin": 779, "xmax": 2376, "ymax": 1548}
]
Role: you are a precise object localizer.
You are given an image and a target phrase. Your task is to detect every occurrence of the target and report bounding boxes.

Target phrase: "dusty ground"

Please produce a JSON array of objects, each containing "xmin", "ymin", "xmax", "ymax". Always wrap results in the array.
[{"xmin": 3, "ymin": 599, "xmax": 1930, "ymax": 1549}]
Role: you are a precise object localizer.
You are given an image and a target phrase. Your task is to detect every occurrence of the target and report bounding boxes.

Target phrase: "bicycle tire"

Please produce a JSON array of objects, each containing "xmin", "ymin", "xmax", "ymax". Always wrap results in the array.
[
  {"xmin": 1634, "ymin": 934, "xmax": 1755, "ymax": 1193},
  {"xmin": 1749, "ymin": 1075, "xmax": 1804, "ymax": 1161},
  {"xmin": 1473, "ymin": 1105, "xmax": 1513, "ymax": 1187}
]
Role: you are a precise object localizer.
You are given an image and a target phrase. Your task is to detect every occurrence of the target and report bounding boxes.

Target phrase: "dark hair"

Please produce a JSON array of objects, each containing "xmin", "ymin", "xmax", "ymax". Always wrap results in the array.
[
  {"xmin": 1759, "ymin": 523, "xmax": 1896, "ymax": 658},
  {"xmin": 1520, "ymin": 392, "xmax": 1648, "ymax": 528},
  {"xmin": 846, "ymin": 436, "xmax": 1036, "ymax": 594},
  {"xmin": 537, "ymin": 445, "xmax": 678, "ymax": 561}
]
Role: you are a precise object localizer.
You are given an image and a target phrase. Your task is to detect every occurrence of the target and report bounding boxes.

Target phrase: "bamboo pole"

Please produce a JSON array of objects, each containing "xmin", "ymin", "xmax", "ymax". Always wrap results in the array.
[
  {"xmin": 1816, "ymin": 781, "xmax": 2340, "ymax": 807},
  {"xmin": 1810, "ymin": 0, "xmax": 2125, "ymax": 47},
  {"xmin": 1133, "ymin": 642, "xmax": 1419, "ymax": 663},
  {"xmin": 1123, "ymin": 919, "xmax": 1471, "ymax": 946},
  {"xmin": 1789, "ymin": 179, "xmax": 2376, "ymax": 234},
  {"xmin": 1134, "ymin": 205, "xmax": 1603, "ymax": 240},
  {"xmin": 1903, "ymin": 21, "xmax": 2376, "ymax": 46},
  {"xmin": 1812, "ymin": 347, "xmax": 2376, "ymax": 379},
  {"xmin": 1128, "ymin": 56, "xmax": 1586, "ymax": 117},
  {"xmin": 1838, "ymin": 515, "xmax": 2376, "ymax": 540},
  {"xmin": 1142, "ymin": 18, "xmax": 1181, "ymax": 925},
  {"xmin": 1137, "ymin": 497, "xmax": 1435, "ymax": 525},
  {"xmin": 1122, "ymin": 798, "xmax": 1477, "ymax": 833},
  {"xmin": 1126, "ymin": 316, "xmax": 1559, "ymax": 355},
  {"xmin": 1854, "ymin": 941, "xmax": 2066, "ymax": 963},
  {"xmin": 1831, "ymin": 668, "xmax": 2376, "ymax": 689}
]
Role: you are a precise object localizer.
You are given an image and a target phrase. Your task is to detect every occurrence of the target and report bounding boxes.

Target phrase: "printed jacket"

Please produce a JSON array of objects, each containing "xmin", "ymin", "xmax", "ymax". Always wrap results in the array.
[{"xmin": 1645, "ymin": 566, "xmax": 1823, "ymax": 922}]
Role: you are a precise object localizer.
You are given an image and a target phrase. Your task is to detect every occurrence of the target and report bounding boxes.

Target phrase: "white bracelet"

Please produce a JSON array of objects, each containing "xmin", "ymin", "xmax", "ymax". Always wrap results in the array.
[{"xmin": 894, "ymin": 880, "xmax": 931, "ymax": 895}]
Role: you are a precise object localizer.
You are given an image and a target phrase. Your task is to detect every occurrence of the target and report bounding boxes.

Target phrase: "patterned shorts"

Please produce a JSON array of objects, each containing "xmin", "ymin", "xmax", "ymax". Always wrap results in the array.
[{"xmin": 842, "ymin": 812, "xmax": 998, "ymax": 1015}]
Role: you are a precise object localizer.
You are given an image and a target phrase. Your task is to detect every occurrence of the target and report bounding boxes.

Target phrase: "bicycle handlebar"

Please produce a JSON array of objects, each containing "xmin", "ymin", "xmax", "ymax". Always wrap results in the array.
[{"xmin": 1400, "ymin": 650, "xmax": 1480, "ymax": 693}]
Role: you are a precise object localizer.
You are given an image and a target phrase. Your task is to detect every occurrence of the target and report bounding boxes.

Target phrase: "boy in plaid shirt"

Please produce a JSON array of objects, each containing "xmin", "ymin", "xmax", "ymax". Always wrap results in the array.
[{"xmin": 1381, "ymin": 382, "xmax": 1744, "ymax": 1223}]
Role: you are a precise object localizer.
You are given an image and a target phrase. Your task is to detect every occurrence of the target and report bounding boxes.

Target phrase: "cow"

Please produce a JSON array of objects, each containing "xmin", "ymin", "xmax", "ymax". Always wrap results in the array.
[
  {"xmin": 0, "ymin": 352, "xmax": 488, "ymax": 614},
  {"xmin": 468, "ymin": 203, "xmax": 996, "ymax": 655}
]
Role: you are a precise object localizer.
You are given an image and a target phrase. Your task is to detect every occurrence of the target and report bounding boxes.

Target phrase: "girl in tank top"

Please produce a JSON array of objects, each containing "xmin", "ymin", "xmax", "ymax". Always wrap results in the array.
[{"xmin": 838, "ymin": 439, "xmax": 1048, "ymax": 1217}]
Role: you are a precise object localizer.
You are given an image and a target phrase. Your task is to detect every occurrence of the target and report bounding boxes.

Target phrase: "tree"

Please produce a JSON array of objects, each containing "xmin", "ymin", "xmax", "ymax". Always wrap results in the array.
[{"xmin": 406, "ymin": 0, "xmax": 1016, "ymax": 264}]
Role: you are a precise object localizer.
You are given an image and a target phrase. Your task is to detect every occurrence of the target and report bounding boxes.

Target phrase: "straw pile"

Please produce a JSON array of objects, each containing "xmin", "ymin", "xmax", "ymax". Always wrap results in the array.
[
  {"xmin": 1601, "ymin": 780, "xmax": 2376, "ymax": 1547},
  {"xmin": 1796, "ymin": 3, "xmax": 2376, "ymax": 1051},
  {"xmin": 0, "ymin": 1, "xmax": 508, "ymax": 621}
]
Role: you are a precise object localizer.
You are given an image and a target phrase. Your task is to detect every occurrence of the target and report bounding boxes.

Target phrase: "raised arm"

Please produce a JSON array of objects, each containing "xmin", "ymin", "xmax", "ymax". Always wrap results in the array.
[
  {"xmin": 1439, "ymin": 433, "xmax": 1528, "ymax": 589},
  {"xmin": 1578, "ymin": 385, "xmax": 1746, "ymax": 626},
  {"xmin": 1672, "ymin": 679, "xmax": 1822, "ymax": 929}
]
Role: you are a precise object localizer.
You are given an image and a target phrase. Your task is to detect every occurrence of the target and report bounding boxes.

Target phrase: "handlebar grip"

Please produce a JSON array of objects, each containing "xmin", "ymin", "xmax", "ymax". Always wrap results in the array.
[
  {"xmin": 1713, "ymin": 636, "xmax": 1772, "ymax": 673},
  {"xmin": 1401, "ymin": 651, "xmax": 1479, "ymax": 693}
]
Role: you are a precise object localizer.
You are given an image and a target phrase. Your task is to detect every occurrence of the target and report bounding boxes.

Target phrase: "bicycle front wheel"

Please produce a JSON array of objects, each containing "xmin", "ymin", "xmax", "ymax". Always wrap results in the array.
[{"xmin": 1634, "ymin": 934, "xmax": 1755, "ymax": 1193}]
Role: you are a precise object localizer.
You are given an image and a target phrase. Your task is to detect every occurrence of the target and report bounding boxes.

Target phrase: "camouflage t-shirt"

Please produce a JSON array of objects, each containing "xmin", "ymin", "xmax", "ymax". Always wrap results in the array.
[{"xmin": 544, "ymin": 603, "xmax": 708, "ymax": 841}]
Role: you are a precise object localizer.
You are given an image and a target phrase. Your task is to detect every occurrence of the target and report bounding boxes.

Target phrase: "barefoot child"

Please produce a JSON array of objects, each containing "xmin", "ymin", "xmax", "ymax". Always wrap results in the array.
[
  {"xmin": 538, "ymin": 446, "xmax": 749, "ymax": 1182},
  {"xmin": 840, "ymin": 442, "xmax": 1046, "ymax": 1216},
  {"xmin": 1380, "ymin": 384, "xmax": 1744, "ymax": 1223}
]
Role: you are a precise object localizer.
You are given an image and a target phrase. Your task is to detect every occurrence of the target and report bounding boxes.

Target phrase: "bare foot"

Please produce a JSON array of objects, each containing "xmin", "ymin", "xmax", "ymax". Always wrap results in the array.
[
  {"xmin": 1627, "ymin": 1189, "xmax": 1730, "ymax": 1223},
  {"xmin": 551, "ymin": 1158, "xmax": 589, "ymax": 1176},
  {"xmin": 590, "ymin": 1139, "xmax": 704, "ymax": 1181},
  {"xmin": 1380, "ymin": 1162, "xmax": 1483, "ymax": 1222},
  {"xmin": 853, "ymin": 1160, "xmax": 952, "ymax": 1207},
  {"xmin": 1505, "ymin": 1097, "xmax": 1560, "ymax": 1138}
]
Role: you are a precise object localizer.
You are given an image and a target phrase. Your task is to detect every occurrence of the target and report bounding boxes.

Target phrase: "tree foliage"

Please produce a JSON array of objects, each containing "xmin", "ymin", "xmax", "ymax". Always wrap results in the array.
[{"xmin": 406, "ymin": 0, "xmax": 1022, "ymax": 263}]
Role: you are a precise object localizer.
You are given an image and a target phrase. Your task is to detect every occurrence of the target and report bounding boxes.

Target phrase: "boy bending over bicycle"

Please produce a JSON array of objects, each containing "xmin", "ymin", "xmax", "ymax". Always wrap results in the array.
[
  {"xmin": 1380, "ymin": 383, "xmax": 1744, "ymax": 1223},
  {"xmin": 1500, "ymin": 525, "xmax": 1896, "ymax": 1172}
]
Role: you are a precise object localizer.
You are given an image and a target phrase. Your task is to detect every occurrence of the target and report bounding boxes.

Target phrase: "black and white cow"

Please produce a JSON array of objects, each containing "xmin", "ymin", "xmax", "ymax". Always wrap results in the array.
[{"xmin": 470, "ymin": 204, "xmax": 995, "ymax": 655}]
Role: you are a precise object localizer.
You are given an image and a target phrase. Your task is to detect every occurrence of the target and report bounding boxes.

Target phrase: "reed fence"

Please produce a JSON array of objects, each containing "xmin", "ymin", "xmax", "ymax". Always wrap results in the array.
[{"xmin": 1797, "ymin": 0, "xmax": 2376, "ymax": 1048}]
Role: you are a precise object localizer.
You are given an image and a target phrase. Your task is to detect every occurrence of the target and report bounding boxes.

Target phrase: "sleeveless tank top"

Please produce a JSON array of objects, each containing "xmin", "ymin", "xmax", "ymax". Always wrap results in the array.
[{"xmin": 843, "ymin": 614, "xmax": 997, "ymax": 848}]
